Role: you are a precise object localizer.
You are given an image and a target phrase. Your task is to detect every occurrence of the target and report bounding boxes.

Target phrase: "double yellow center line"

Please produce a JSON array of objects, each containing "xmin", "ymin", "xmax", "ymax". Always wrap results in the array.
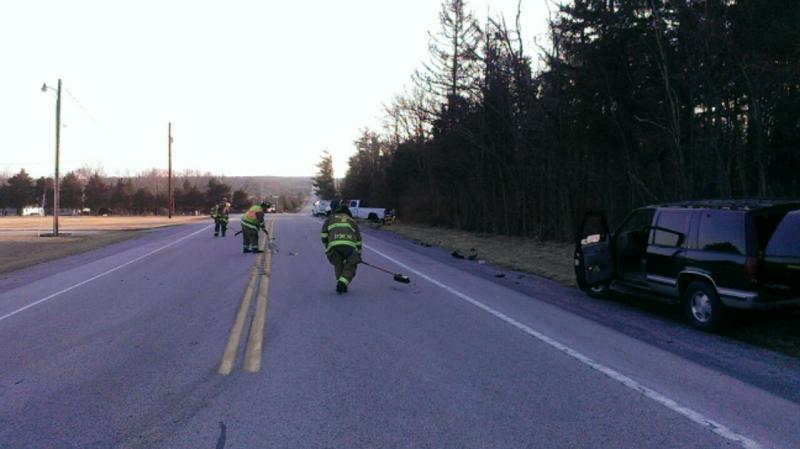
[{"xmin": 218, "ymin": 220, "xmax": 275, "ymax": 375}]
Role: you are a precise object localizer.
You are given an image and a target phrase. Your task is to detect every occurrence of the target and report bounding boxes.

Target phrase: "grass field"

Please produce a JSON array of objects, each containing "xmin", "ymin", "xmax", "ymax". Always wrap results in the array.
[
  {"xmin": 0, "ymin": 232, "xmax": 143, "ymax": 274},
  {"xmin": 0, "ymin": 215, "xmax": 208, "ymax": 274},
  {"xmin": 0, "ymin": 215, "xmax": 206, "ymax": 231},
  {"xmin": 380, "ymin": 223, "xmax": 576, "ymax": 285},
  {"xmin": 381, "ymin": 222, "xmax": 800, "ymax": 358}
]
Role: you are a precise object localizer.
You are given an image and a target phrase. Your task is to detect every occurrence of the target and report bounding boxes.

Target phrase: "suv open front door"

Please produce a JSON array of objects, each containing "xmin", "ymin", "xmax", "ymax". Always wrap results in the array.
[{"xmin": 575, "ymin": 212, "xmax": 614, "ymax": 291}]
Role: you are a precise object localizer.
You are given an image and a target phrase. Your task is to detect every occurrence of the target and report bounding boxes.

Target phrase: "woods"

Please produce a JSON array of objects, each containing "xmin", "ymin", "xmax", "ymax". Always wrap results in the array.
[
  {"xmin": 0, "ymin": 168, "xmax": 311, "ymax": 215},
  {"xmin": 341, "ymin": 0, "xmax": 800, "ymax": 240}
]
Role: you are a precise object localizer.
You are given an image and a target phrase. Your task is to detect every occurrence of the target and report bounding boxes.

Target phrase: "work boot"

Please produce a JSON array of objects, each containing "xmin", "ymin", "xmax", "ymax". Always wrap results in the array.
[
  {"xmin": 252, "ymin": 248, "xmax": 264, "ymax": 253},
  {"xmin": 243, "ymin": 248, "xmax": 251, "ymax": 253},
  {"xmin": 214, "ymin": 232, "xmax": 219, "ymax": 237},
  {"xmin": 336, "ymin": 280, "xmax": 348, "ymax": 294}
]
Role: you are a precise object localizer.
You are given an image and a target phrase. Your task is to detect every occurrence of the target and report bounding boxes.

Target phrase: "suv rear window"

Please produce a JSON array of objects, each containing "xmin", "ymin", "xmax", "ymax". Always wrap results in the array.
[
  {"xmin": 765, "ymin": 212, "xmax": 800, "ymax": 257},
  {"xmin": 653, "ymin": 211, "xmax": 690, "ymax": 247},
  {"xmin": 697, "ymin": 211, "xmax": 746, "ymax": 255}
]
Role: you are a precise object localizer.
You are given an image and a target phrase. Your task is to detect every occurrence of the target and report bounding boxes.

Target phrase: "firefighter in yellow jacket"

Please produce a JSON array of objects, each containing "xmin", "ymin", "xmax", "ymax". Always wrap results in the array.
[
  {"xmin": 240, "ymin": 201, "xmax": 269, "ymax": 253},
  {"xmin": 321, "ymin": 204, "xmax": 362, "ymax": 293}
]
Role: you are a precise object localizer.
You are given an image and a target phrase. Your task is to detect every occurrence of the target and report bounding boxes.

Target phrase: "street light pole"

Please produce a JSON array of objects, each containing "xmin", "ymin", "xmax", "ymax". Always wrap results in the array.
[
  {"xmin": 168, "ymin": 122, "xmax": 173, "ymax": 219},
  {"xmin": 42, "ymin": 79, "xmax": 63, "ymax": 236},
  {"xmin": 54, "ymin": 79, "xmax": 62, "ymax": 236}
]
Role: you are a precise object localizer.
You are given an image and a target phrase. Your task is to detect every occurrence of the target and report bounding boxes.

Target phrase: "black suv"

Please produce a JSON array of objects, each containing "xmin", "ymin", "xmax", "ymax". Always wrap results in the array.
[{"xmin": 574, "ymin": 200, "xmax": 800, "ymax": 330}]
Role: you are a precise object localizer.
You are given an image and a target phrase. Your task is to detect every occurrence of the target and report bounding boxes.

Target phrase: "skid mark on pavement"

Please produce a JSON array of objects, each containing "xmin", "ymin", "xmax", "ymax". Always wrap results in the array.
[
  {"xmin": 364, "ymin": 243, "xmax": 767, "ymax": 449},
  {"xmin": 0, "ymin": 225, "xmax": 211, "ymax": 324},
  {"xmin": 215, "ymin": 421, "xmax": 227, "ymax": 449},
  {"xmin": 218, "ymin": 220, "xmax": 275, "ymax": 375}
]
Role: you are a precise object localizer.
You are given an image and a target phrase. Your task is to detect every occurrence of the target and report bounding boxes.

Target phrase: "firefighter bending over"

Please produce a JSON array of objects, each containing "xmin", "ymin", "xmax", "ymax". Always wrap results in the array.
[
  {"xmin": 241, "ymin": 201, "xmax": 269, "ymax": 253},
  {"xmin": 321, "ymin": 204, "xmax": 362, "ymax": 294}
]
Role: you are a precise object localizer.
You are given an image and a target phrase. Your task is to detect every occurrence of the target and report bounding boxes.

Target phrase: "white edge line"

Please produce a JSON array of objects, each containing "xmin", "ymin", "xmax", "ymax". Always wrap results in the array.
[
  {"xmin": 0, "ymin": 225, "xmax": 211, "ymax": 323},
  {"xmin": 364, "ymin": 243, "xmax": 767, "ymax": 449}
]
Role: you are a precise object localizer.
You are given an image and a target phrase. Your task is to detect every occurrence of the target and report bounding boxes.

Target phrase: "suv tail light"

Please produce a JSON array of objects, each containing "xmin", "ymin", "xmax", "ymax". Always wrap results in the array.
[{"xmin": 745, "ymin": 256, "xmax": 760, "ymax": 284}]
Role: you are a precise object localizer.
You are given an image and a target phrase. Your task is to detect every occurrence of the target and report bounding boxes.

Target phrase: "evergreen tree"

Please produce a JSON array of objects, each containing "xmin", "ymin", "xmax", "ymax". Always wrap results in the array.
[
  {"xmin": 312, "ymin": 150, "xmax": 337, "ymax": 200},
  {"xmin": 232, "ymin": 188, "xmax": 251, "ymax": 212},
  {"xmin": 84, "ymin": 173, "xmax": 111, "ymax": 214},
  {"xmin": 5, "ymin": 169, "xmax": 35, "ymax": 214},
  {"xmin": 60, "ymin": 172, "xmax": 84, "ymax": 211}
]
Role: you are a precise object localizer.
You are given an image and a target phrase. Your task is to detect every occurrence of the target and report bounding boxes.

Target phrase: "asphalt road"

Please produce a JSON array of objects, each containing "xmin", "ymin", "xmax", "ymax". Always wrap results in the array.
[{"xmin": 1, "ymin": 213, "xmax": 799, "ymax": 449}]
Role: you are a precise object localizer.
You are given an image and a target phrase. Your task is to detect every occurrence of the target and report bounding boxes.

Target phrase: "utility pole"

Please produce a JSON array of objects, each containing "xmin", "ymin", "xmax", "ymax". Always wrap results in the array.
[
  {"xmin": 54, "ymin": 79, "xmax": 62, "ymax": 236},
  {"xmin": 168, "ymin": 122, "xmax": 173, "ymax": 219}
]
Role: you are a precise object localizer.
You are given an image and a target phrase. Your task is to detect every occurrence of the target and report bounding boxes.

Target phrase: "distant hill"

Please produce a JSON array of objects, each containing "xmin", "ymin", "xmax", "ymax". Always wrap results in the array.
[{"xmin": 107, "ymin": 175, "xmax": 312, "ymax": 198}]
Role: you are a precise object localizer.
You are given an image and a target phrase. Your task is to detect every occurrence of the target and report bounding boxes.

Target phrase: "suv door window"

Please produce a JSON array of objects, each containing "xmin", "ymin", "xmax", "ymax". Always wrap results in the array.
[
  {"xmin": 765, "ymin": 212, "xmax": 800, "ymax": 257},
  {"xmin": 653, "ymin": 211, "xmax": 690, "ymax": 247},
  {"xmin": 697, "ymin": 211, "xmax": 746, "ymax": 255},
  {"xmin": 614, "ymin": 209, "xmax": 654, "ymax": 282},
  {"xmin": 617, "ymin": 209, "xmax": 655, "ymax": 236}
]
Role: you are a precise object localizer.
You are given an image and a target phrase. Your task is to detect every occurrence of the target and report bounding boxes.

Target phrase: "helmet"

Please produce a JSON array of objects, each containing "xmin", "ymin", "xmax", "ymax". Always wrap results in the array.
[
  {"xmin": 336, "ymin": 205, "xmax": 352, "ymax": 217},
  {"xmin": 260, "ymin": 201, "xmax": 268, "ymax": 209}
]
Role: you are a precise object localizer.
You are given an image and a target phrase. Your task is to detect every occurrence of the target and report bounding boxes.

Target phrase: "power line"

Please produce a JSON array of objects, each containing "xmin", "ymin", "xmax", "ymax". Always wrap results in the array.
[{"xmin": 64, "ymin": 87, "xmax": 106, "ymax": 130}]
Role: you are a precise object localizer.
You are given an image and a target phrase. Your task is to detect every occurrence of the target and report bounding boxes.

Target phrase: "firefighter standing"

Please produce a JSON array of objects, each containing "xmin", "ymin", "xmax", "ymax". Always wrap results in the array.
[
  {"xmin": 211, "ymin": 197, "xmax": 231, "ymax": 237},
  {"xmin": 241, "ymin": 201, "xmax": 270, "ymax": 253},
  {"xmin": 321, "ymin": 204, "xmax": 362, "ymax": 293}
]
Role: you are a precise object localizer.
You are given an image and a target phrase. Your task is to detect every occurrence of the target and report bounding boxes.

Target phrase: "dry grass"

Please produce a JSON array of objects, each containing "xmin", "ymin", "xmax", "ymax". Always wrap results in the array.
[
  {"xmin": 381, "ymin": 223, "xmax": 576, "ymax": 285},
  {"xmin": 0, "ymin": 215, "xmax": 205, "ymax": 231},
  {"xmin": 0, "ymin": 232, "xmax": 142, "ymax": 274}
]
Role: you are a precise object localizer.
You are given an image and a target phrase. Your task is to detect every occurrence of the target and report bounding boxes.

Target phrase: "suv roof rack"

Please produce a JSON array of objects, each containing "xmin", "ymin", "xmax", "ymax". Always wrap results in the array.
[{"xmin": 659, "ymin": 199, "xmax": 800, "ymax": 211}]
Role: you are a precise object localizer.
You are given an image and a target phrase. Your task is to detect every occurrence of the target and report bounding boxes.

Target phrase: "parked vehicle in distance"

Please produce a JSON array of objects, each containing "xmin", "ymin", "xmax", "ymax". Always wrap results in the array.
[
  {"xmin": 574, "ymin": 200, "xmax": 800, "ymax": 331},
  {"xmin": 347, "ymin": 199, "xmax": 389, "ymax": 222},
  {"xmin": 312, "ymin": 200, "xmax": 331, "ymax": 217}
]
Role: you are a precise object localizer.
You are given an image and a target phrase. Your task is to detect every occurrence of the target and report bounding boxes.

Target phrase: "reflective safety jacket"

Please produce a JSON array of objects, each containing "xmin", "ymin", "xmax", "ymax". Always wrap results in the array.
[
  {"xmin": 321, "ymin": 213, "xmax": 362, "ymax": 253},
  {"xmin": 241, "ymin": 205, "xmax": 265, "ymax": 231},
  {"xmin": 211, "ymin": 202, "xmax": 231, "ymax": 222}
]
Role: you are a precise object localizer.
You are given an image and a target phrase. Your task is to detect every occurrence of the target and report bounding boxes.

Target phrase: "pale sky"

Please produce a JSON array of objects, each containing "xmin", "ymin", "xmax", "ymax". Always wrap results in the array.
[{"xmin": 0, "ymin": 0, "xmax": 551, "ymax": 179}]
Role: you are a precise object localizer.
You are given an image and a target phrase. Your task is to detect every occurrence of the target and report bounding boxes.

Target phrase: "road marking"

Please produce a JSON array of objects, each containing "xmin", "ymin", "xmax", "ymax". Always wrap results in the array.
[
  {"xmin": 364, "ymin": 243, "xmax": 767, "ymax": 449},
  {"xmin": 218, "ymin": 253, "xmax": 261, "ymax": 375},
  {"xmin": 219, "ymin": 220, "xmax": 276, "ymax": 375},
  {"xmin": 244, "ymin": 220, "xmax": 275, "ymax": 372},
  {"xmin": 0, "ymin": 225, "xmax": 211, "ymax": 324}
]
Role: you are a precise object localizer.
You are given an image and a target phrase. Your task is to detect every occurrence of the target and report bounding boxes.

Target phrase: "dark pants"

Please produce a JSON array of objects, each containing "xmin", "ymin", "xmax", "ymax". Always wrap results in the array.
[
  {"xmin": 214, "ymin": 218, "xmax": 228, "ymax": 236},
  {"xmin": 327, "ymin": 246, "xmax": 361, "ymax": 286},
  {"xmin": 242, "ymin": 226, "xmax": 259, "ymax": 250}
]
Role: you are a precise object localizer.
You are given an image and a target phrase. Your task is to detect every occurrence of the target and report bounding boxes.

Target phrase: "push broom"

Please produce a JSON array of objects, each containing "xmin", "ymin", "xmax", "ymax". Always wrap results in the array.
[{"xmin": 360, "ymin": 260, "xmax": 411, "ymax": 284}]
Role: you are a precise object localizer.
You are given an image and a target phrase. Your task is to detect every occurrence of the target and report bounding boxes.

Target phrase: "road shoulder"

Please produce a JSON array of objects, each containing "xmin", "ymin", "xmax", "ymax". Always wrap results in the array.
[{"xmin": 362, "ymin": 223, "xmax": 800, "ymax": 405}]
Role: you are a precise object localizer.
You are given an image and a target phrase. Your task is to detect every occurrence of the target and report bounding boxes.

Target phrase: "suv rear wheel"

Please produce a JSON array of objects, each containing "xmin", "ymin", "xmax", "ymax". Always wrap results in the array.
[{"xmin": 683, "ymin": 280, "xmax": 727, "ymax": 331}]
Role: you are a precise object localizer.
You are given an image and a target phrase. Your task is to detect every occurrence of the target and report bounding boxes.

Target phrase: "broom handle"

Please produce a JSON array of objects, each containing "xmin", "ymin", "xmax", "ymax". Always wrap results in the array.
[{"xmin": 360, "ymin": 261, "xmax": 396, "ymax": 276}]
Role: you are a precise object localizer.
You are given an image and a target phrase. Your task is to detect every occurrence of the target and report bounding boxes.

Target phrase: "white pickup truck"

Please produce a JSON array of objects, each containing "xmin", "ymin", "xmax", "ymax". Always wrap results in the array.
[{"xmin": 346, "ymin": 199, "xmax": 388, "ymax": 222}]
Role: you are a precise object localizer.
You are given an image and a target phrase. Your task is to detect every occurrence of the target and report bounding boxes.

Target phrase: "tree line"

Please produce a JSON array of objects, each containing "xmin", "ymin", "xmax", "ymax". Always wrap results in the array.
[
  {"xmin": 0, "ymin": 168, "xmax": 314, "ymax": 215},
  {"xmin": 340, "ymin": 0, "xmax": 800, "ymax": 240}
]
